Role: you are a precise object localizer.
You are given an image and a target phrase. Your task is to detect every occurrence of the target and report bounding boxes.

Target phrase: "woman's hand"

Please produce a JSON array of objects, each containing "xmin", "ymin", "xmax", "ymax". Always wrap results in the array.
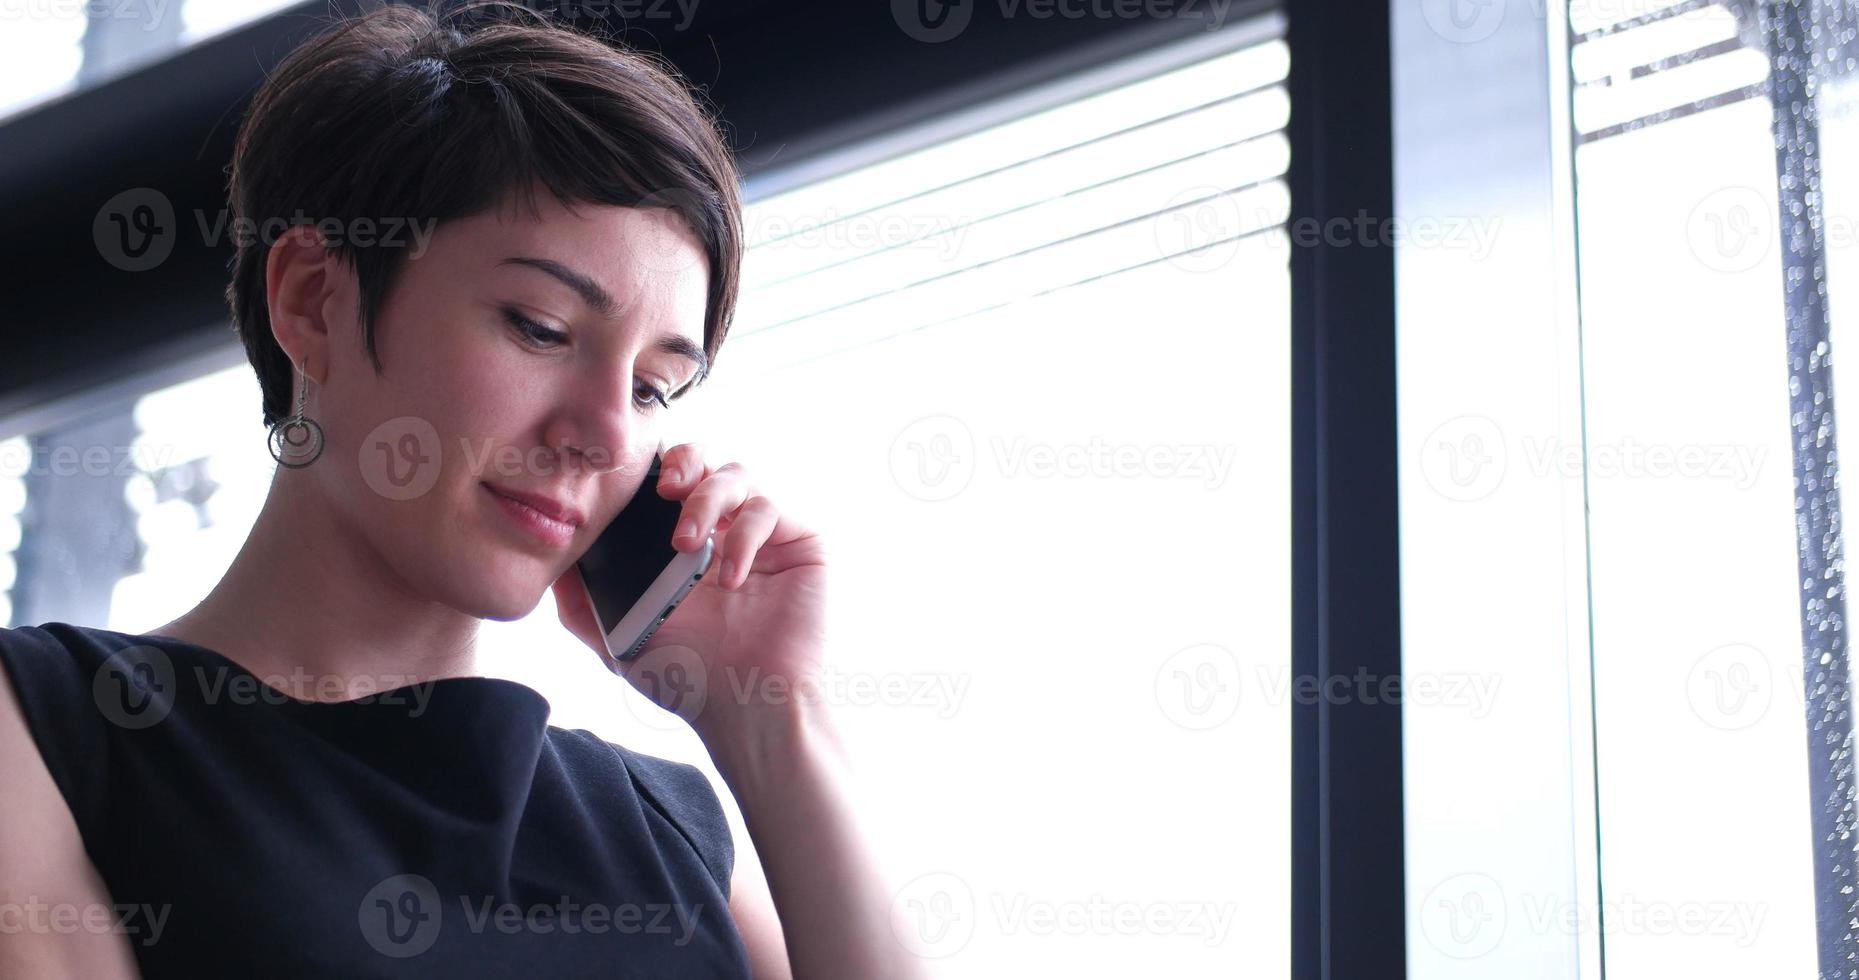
[
  {"xmin": 555, "ymin": 449, "xmax": 925, "ymax": 980},
  {"xmin": 550, "ymin": 443, "xmax": 829, "ymax": 744}
]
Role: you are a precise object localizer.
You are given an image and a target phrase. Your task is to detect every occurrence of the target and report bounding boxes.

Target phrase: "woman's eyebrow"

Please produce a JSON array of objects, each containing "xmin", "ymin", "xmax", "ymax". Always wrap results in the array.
[
  {"xmin": 659, "ymin": 334, "xmax": 709, "ymax": 385},
  {"xmin": 498, "ymin": 255, "xmax": 707, "ymax": 380},
  {"xmin": 499, "ymin": 255, "xmax": 621, "ymax": 319}
]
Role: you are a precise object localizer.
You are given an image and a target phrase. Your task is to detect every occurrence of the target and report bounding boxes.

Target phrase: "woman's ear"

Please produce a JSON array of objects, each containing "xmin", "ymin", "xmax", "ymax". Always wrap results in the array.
[{"xmin": 264, "ymin": 223, "xmax": 336, "ymax": 383}]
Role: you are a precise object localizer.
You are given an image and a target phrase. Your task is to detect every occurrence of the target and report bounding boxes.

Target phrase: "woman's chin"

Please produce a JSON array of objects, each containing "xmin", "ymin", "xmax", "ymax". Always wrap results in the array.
[
  {"xmin": 446, "ymin": 570, "xmax": 554, "ymax": 623},
  {"xmin": 468, "ymin": 593, "xmax": 548, "ymax": 624},
  {"xmin": 423, "ymin": 536, "xmax": 564, "ymax": 622}
]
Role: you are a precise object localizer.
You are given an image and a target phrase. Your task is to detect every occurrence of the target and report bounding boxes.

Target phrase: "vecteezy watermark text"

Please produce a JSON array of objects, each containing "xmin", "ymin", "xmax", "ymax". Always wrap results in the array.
[
  {"xmin": 194, "ymin": 209, "xmax": 437, "ymax": 256},
  {"xmin": 891, "ymin": 0, "xmax": 1239, "ymax": 43},
  {"xmin": 94, "ymin": 187, "xmax": 439, "ymax": 272},
  {"xmin": 0, "ymin": 440, "xmax": 178, "ymax": 478},
  {"xmin": 888, "ymin": 871, "xmax": 1241, "ymax": 959},
  {"xmin": 1153, "ymin": 643, "xmax": 1503, "ymax": 731},
  {"xmin": 358, "ymin": 874, "xmax": 708, "ymax": 958},
  {"xmin": 0, "ymin": 898, "xmax": 170, "ymax": 948},
  {"xmin": 92, "ymin": 646, "xmax": 438, "ymax": 730},
  {"xmin": 1419, "ymin": 872, "xmax": 1768, "ymax": 958}
]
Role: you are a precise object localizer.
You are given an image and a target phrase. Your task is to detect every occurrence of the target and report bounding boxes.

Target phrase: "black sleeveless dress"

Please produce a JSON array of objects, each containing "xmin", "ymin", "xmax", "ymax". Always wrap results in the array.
[{"xmin": 0, "ymin": 622, "xmax": 753, "ymax": 979}]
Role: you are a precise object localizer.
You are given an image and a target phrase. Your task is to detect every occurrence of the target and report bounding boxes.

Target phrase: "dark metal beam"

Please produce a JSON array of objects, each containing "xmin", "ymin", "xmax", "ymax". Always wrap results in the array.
[{"xmin": 1288, "ymin": 0, "xmax": 1406, "ymax": 975}]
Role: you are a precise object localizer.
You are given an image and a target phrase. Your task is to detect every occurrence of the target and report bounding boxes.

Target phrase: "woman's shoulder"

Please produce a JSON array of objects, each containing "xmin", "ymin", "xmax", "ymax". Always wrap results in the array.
[
  {"xmin": 544, "ymin": 727, "xmax": 728, "ymax": 823},
  {"xmin": 0, "ymin": 620, "xmax": 176, "ymax": 691},
  {"xmin": 0, "ymin": 621, "xmax": 215, "ymax": 732},
  {"xmin": 547, "ymin": 727, "xmax": 707, "ymax": 783},
  {"xmin": 0, "ymin": 621, "xmax": 157, "ymax": 848},
  {"xmin": 0, "ymin": 621, "xmax": 128, "ymax": 730},
  {"xmin": 544, "ymin": 726, "xmax": 736, "ymax": 895},
  {"xmin": 0, "ymin": 619, "xmax": 122, "ymax": 666}
]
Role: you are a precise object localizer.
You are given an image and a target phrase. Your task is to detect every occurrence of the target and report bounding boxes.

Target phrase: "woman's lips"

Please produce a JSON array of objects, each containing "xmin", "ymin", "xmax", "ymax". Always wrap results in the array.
[{"xmin": 483, "ymin": 483, "xmax": 578, "ymax": 548}]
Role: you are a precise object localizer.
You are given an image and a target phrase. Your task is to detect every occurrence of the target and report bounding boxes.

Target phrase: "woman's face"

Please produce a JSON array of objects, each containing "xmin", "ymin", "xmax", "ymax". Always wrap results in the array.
[{"xmin": 297, "ymin": 188, "xmax": 712, "ymax": 621}]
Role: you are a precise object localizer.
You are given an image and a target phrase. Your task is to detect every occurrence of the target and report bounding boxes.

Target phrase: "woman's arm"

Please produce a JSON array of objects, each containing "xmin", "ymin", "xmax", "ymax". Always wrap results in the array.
[
  {"xmin": 0, "ymin": 666, "xmax": 142, "ymax": 979},
  {"xmin": 728, "ymin": 851, "xmax": 791, "ymax": 979},
  {"xmin": 703, "ymin": 699, "xmax": 929, "ymax": 980},
  {"xmin": 555, "ymin": 444, "xmax": 925, "ymax": 977}
]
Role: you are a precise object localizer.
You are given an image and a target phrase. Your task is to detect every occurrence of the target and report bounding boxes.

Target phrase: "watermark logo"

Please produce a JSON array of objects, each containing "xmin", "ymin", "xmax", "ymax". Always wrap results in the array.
[
  {"xmin": 1422, "ymin": 0, "xmax": 1708, "ymax": 45},
  {"xmin": 1686, "ymin": 186, "xmax": 1772, "ymax": 274},
  {"xmin": 891, "ymin": 0, "xmax": 974, "ymax": 42},
  {"xmin": 890, "ymin": 871, "xmax": 1238, "ymax": 957},
  {"xmin": 1280, "ymin": 209, "xmax": 1502, "ymax": 259},
  {"xmin": 721, "ymin": 664, "xmax": 972, "ymax": 718},
  {"xmin": 891, "ymin": 871, "xmax": 977, "ymax": 957},
  {"xmin": 1419, "ymin": 415, "xmax": 1767, "ymax": 501},
  {"xmin": 746, "ymin": 205, "xmax": 972, "ymax": 262},
  {"xmin": 889, "ymin": 417, "xmax": 1239, "ymax": 501},
  {"xmin": 354, "ymin": 422, "xmax": 652, "ymax": 501},
  {"xmin": 624, "ymin": 657, "xmax": 972, "ymax": 730},
  {"xmin": 92, "ymin": 187, "xmax": 439, "ymax": 272},
  {"xmin": 994, "ymin": 436, "xmax": 1237, "ymax": 487},
  {"xmin": 359, "ymin": 416, "xmax": 444, "ymax": 501},
  {"xmin": 620, "ymin": 643, "xmax": 710, "ymax": 731},
  {"xmin": 1419, "ymin": 872, "xmax": 1508, "ymax": 957},
  {"xmin": 1419, "ymin": 871, "xmax": 1768, "ymax": 955},
  {"xmin": 1685, "ymin": 642, "xmax": 1778, "ymax": 731},
  {"xmin": 1154, "ymin": 194, "xmax": 1503, "ymax": 271},
  {"xmin": 992, "ymin": 891, "xmax": 1238, "ymax": 946},
  {"xmin": 1154, "ymin": 643, "xmax": 1243, "ymax": 730},
  {"xmin": 359, "ymin": 873, "xmax": 710, "ymax": 958},
  {"xmin": 628, "ymin": 187, "xmax": 714, "ymax": 277},
  {"xmin": 1419, "ymin": 0, "xmax": 1505, "ymax": 44},
  {"xmin": 1156, "ymin": 185, "xmax": 1249, "ymax": 273},
  {"xmin": 92, "ymin": 645, "xmax": 176, "ymax": 729},
  {"xmin": 94, "ymin": 188, "xmax": 176, "ymax": 272},
  {"xmin": 359, "ymin": 874, "xmax": 442, "ymax": 958},
  {"xmin": 1420, "ymin": 415, "xmax": 1508, "ymax": 502},
  {"xmin": 890, "ymin": 415, "xmax": 977, "ymax": 502},
  {"xmin": 91, "ymin": 653, "xmax": 438, "ymax": 729},
  {"xmin": 1154, "ymin": 644, "xmax": 1502, "ymax": 728}
]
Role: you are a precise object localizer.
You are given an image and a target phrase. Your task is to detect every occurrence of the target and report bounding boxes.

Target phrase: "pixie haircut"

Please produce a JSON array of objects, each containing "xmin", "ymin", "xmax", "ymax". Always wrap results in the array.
[{"xmin": 225, "ymin": 0, "xmax": 743, "ymax": 428}]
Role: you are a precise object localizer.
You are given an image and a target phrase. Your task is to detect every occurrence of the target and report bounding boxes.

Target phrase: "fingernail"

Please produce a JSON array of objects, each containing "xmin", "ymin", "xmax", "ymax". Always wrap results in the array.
[
  {"xmin": 677, "ymin": 518, "xmax": 696, "ymax": 540},
  {"xmin": 720, "ymin": 559, "xmax": 737, "ymax": 585}
]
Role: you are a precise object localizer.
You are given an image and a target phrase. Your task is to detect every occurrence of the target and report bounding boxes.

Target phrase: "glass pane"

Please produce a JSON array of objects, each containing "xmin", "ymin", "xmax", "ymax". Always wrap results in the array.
[
  {"xmin": 523, "ymin": 25, "xmax": 1293, "ymax": 975},
  {"xmin": 1568, "ymin": 3, "xmax": 1819, "ymax": 975},
  {"xmin": 0, "ymin": 0, "xmax": 303, "ymax": 124}
]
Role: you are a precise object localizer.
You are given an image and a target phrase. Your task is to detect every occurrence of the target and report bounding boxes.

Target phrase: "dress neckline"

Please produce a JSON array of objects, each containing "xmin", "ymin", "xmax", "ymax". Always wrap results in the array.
[{"xmin": 72, "ymin": 622, "xmax": 551, "ymax": 715}]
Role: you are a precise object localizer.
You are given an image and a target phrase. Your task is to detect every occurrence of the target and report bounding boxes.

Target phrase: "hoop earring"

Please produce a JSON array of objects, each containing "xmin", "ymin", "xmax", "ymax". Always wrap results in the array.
[{"xmin": 268, "ymin": 356, "xmax": 326, "ymax": 468}]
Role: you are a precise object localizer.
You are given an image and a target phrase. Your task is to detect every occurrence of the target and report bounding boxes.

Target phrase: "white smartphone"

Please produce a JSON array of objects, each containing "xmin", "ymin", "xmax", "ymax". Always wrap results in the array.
[{"xmin": 574, "ymin": 448, "xmax": 714, "ymax": 673}]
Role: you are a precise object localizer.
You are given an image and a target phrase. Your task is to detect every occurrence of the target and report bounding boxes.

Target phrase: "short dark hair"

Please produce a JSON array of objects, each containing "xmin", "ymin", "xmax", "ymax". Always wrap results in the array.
[{"xmin": 225, "ymin": 0, "xmax": 743, "ymax": 428}]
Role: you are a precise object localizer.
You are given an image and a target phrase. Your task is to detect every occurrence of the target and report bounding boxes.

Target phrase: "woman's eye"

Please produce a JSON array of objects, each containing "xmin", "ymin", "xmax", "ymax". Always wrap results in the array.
[
  {"xmin": 502, "ymin": 309, "xmax": 568, "ymax": 348},
  {"xmin": 635, "ymin": 384, "xmax": 671, "ymax": 412},
  {"xmin": 501, "ymin": 306, "xmax": 671, "ymax": 410}
]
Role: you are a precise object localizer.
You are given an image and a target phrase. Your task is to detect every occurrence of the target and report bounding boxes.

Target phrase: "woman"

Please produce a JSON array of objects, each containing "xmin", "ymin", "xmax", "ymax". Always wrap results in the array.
[{"xmin": 0, "ymin": 3, "xmax": 922, "ymax": 977}]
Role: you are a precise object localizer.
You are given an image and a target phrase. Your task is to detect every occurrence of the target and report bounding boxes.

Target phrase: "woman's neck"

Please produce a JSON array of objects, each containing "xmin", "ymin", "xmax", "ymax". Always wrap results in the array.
[{"xmin": 153, "ymin": 467, "xmax": 482, "ymax": 702}]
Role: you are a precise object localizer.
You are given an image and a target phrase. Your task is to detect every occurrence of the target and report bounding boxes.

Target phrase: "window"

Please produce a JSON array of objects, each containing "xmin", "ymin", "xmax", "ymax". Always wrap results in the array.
[
  {"xmin": 0, "ymin": 0, "xmax": 303, "ymax": 122},
  {"xmin": 1569, "ymin": 2, "xmax": 1816, "ymax": 975},
  {"xmin": 680, "ymin": 15, "xmax": 1290, "ymax": 975},
  {"xmin": 1402, "ymin": 0, "xmax": 1849, "ymax": 975}
]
